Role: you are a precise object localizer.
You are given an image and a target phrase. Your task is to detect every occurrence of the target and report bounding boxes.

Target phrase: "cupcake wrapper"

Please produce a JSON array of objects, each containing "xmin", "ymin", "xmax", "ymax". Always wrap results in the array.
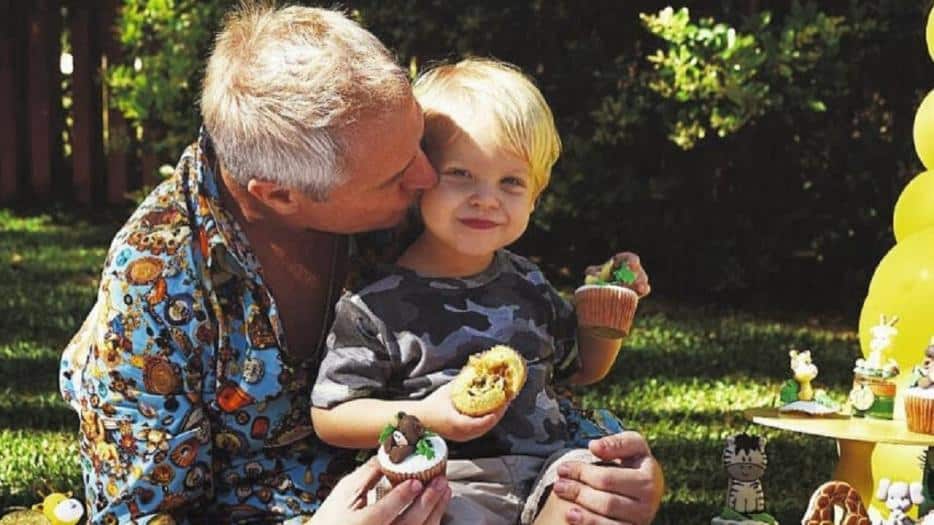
[
  {"xmin": 905, "ymin": 394, "xmax": 934, "ymax": 435},
  {"xmin": 382, "ymin": 457, "xmax": 448, "ymax": 487},
  {"xmin": 574, "ymin": 285, "xmax": 639, "ymax": 337}
]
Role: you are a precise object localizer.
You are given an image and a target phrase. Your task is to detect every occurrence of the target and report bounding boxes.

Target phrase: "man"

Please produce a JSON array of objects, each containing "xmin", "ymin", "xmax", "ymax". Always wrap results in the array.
[{"xmin": 60, "ymin": 5, "xmax": 663, "ymax": 524}]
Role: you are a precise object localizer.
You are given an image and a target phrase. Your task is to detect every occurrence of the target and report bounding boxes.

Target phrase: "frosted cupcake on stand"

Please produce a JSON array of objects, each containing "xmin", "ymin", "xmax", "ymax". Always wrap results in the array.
[{"xmin": 905, "ymin": 339, "xmax": 934, "ymax": 434}]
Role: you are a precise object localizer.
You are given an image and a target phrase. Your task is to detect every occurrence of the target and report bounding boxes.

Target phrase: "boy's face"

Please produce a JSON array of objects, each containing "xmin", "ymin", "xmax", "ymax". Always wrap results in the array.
[{"xmin": 419, "ymin": 113, "xmax": 535, "ymax": 258}]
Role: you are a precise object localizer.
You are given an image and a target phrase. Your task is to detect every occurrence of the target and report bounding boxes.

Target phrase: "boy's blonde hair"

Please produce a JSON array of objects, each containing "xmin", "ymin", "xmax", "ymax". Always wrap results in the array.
[{"xmin": 413, "ymin": 58, "xmax": 561, "ymax": 197}]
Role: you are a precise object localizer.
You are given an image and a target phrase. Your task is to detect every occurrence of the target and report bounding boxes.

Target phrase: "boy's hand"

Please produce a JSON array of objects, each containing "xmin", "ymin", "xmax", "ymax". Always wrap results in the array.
[
  {"xmin": 418, "ymin": 382, "xmax": 508, "ymax": 442},
  {"xmin": 585, "ymin": 252, "xmax": 651, "ymax": 297}
]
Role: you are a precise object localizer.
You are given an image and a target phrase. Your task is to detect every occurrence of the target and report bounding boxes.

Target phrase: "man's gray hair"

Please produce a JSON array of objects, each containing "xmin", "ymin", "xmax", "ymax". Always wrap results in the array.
[{"xmin": 202, "ymin": 4, "xmax": 410, "ymax": 200}]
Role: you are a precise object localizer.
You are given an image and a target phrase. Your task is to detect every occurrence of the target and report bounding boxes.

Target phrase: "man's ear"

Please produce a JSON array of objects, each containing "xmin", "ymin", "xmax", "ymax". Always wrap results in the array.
[{"xmin": 246, "ymin": 179, "xmax": 300, "ymax": 215}]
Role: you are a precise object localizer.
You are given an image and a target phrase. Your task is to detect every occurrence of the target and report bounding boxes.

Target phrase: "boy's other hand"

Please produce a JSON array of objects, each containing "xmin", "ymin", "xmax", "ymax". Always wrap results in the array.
[
  {"xmin": 584, "ymin": 252, "xmax": 651, "ymax": 297},
  {"xmin": 419, "ymin": 381, "xmax": 508, "ymax": 442}
]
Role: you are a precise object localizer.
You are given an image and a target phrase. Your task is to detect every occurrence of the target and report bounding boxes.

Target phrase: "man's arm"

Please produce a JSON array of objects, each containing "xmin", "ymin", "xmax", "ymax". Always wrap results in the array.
[{"xmin": 61, "ymin": 256, "xmax": 213, "ymax": 523}]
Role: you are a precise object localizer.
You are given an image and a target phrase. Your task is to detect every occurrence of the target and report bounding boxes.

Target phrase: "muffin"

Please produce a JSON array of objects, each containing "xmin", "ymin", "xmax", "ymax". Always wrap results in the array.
[
  {"xmin": 377, "ymin": 413, "xmax": 448, "ymax": 486},
  {"xmin": 575, "ymin": 258, "xmax": 640, "ymax": 338},
  {"xmin": 450, "ymin": 345, "xmax": 527, "ymax": 416},
  {"xmin": 905, "ymin": 341, "xmax": 934, "ymax": 434}
]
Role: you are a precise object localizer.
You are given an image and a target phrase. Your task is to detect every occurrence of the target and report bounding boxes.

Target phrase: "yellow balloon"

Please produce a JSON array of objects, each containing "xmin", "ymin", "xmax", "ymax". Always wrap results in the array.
[
  {"xmin": 860, "ymin": 230, "xmax": 934, "ymax": 511},
  {"xmin": 928, "ymin": 6, "xmax": 934, "ymax": 62},
  {"xmin": 893, "ymin": 171, "xmax": 934, "ymax": 242},
  {"xmin": 859, "ymin": 227, "xmax": 934, "ymax": 374},
  {"xmin": 913, "ymin": 90, "xmax": 934, "ymax": 169}
]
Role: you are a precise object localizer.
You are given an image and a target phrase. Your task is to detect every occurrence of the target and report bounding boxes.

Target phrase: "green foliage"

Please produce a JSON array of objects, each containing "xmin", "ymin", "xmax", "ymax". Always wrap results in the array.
[
  {"xmin": 102, "ymin": 0, "xmax": 931, "ymax": 309},
  {"xmin": 107, "ymin": 1, "xmax": 229, "ymax": 157},
  {"xmin": 631, "ymin": 4, "xmax": 846, "ymax": 150}
]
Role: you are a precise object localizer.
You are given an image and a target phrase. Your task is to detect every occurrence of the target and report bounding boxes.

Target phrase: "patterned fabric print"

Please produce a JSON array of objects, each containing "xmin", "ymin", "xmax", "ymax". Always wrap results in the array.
[
  {"xmin": 312, "ymin": 250, "xmax": 582, "ymax": 459},
  {"xmin": 59, "ymin": 131, "xmax": 355, "ymax": 524}
]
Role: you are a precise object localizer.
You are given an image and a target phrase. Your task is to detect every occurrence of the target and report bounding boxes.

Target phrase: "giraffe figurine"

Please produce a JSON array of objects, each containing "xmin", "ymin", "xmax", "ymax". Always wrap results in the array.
[
  {"xmin": 801, "ymin": 481, "xmax": 870, "ymax": 525},
  {"xmin": 790, "ymin": 350, "xmax": 818, "ymax": 402}
]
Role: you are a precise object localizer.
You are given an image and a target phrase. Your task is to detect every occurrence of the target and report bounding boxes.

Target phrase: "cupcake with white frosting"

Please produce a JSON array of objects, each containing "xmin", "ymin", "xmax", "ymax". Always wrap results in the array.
[{"xmin": 377, "ymin": 412, "xmax": 447, "ymax": 486}]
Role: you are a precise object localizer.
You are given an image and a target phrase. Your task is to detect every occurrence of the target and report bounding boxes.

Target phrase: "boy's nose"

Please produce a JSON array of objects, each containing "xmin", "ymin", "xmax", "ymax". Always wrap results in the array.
[
  {"xmin": 401, "ymin": 150, "xmax": 438, "ymax": 192},
  {"xmin": 469, "ymin": 185, "xmax": 499, "ymax": 208}
]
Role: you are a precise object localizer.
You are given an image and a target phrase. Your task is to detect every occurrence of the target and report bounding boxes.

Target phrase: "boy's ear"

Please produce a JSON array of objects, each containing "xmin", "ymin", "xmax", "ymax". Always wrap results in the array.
[{"xmin": 246, "ymin": 179, "xmax": 300, "ymax": 215}]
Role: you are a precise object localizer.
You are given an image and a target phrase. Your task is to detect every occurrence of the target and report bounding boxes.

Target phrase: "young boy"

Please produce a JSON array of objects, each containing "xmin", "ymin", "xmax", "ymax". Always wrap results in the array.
[{"xmin": 310, "ymin": 58, "xmax": 647, "ymax": 525}]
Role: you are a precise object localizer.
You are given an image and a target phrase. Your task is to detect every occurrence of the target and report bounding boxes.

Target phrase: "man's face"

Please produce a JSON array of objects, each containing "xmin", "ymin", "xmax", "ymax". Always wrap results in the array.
[{"xmin": 293, "ymin": 95, "xmax": 438, "ymax": 234}]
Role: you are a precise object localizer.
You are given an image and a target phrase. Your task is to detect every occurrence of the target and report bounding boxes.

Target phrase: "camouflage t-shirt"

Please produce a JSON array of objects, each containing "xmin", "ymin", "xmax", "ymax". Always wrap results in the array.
[{"xmin": 312, "ymin": 250, "xmax": 581, "ymax": 459}]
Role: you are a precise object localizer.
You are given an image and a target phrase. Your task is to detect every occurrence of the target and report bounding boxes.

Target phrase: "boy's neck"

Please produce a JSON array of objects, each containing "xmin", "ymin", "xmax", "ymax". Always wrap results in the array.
[{"xmin": 397, "ymin": 232, "xmax": 495, "ymax": 278}]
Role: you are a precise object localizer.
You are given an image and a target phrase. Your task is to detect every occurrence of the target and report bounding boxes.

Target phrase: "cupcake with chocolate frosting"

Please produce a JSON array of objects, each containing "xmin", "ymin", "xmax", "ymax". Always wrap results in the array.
[{"xmin": 377, "ymin": 412, "xmax": 448, "ymax": 486}]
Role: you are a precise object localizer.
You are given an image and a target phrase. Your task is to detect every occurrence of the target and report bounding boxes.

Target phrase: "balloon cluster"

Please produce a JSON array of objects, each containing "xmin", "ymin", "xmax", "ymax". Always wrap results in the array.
[
  {"xmin": 859, "ymin": 8, "xmax": 934, "ymax": 515},
  {"xmin": 858, "ymin": 7, "xmax": 934, "ymax": 389}
]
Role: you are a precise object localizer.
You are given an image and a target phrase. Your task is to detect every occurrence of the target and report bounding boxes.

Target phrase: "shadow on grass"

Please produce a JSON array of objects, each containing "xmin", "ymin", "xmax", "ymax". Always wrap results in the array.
[
  {"xmin": 0, "ymin": 403, "xmax": 76, "ymax": 432},
  {"xmin": 0, "ymin": 355, "xmax": 61, "ymax": 395}
]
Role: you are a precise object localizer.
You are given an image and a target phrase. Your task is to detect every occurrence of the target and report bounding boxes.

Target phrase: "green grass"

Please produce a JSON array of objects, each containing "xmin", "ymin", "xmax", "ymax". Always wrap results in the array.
[
  {"xmin": 0, "ymin": 208, "xmax": 865, "ymax": 523},
  {"xmin": 0, "ymin": 209, "xmax": 115, "ymax": 509}
]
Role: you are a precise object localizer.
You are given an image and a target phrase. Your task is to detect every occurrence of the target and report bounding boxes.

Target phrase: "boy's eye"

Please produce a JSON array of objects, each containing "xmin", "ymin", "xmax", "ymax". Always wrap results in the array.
[
  {"xmin": 444, "ymin": 168, "xmax": 471, "ymax": 178},
  {"xmin": 502, "ymin": 176, "xmax": 526, "ymax": 187}
]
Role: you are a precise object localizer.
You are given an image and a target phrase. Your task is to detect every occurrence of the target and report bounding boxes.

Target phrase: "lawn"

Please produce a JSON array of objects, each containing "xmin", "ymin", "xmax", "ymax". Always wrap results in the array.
[{"xmin": 0, "ymin": 208, "xmax": 866, "ymax": 523}]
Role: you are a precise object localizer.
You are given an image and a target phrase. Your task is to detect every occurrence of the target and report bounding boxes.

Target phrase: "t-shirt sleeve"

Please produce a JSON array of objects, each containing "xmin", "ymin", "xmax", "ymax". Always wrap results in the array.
[
  {"xmin": 311, "ymin": 292, "xmax": 396, "ymax": 408},
  {"xmin": 545, "ymin": 284, "xmax": 581, "ymax": 384}
]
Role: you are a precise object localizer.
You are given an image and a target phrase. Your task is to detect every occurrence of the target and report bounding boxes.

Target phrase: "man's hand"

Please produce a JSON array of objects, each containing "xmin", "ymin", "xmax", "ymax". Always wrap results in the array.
[
  {"xmin": 552, "ymin": 432, "xmax": 664, "ymax": 525},
  {"xmin": 417, "ymin": 382, "xmax": 508, "ymax": 442},
  {"xmin": 585, "ymin": 252, "xmax": 651, "ymax": 298},
  {"xmin": 307, "ymin": 457, "xmax": 451, "ymax": 525}
]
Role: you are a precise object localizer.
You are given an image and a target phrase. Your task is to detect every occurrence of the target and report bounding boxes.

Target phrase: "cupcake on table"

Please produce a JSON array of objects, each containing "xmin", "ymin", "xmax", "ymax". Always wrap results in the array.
[{"xmin": 905, "ymin": 339, "xmax": 934, "ymax": 435}]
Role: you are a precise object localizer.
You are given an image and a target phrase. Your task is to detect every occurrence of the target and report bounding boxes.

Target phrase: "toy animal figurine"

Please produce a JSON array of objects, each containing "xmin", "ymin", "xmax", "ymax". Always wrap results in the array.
[
  {"xmin": 801, "ymin": 481, "xmax": 870, "ymax": 525},
  {"xmin": 876, "ymin": 478, "xmax": 924, "ymax": 525},
  {"xmin": 859, "ymin": 315, "xmax": 900, "ymax": 373},
  {"xmin": 711, "ymin": 433, "xmax": 778, "ymax": 524},
  {"xmin": 790, "ymin": 350, "xmax": 818, "ymax": 402},
  {"xmin": 35, "ymin": 493, "xmax": 83, "ymax": 525},
  {"xmin": 0, "ymin": 492, "xmax": 84, "ymax": 525},
  {"xmin": 780, "ymin": 350, "xmax": 840, "ymax": 415}
]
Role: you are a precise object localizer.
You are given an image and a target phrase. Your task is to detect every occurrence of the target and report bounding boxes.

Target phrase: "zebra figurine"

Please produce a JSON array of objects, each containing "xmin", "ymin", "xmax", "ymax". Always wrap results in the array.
[
  {"xmin": 712, "ymin": 433, "xmax": 776, "ymax": 524},
  {"xmin": 725, "ymin": 433, "xmax": 767, "ymax": 514}
]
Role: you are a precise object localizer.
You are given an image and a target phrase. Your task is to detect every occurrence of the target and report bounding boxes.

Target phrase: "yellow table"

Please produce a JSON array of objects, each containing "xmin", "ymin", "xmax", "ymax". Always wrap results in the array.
[{"xmin": 745, "ymin": 407, "xmax": 933, "ymax": 507}]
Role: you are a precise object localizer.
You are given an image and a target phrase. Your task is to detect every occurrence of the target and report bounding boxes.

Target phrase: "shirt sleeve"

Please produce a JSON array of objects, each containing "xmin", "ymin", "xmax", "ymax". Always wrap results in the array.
[
  {"xmin": 311, "ymin": 293, "xmax": 396, "ymax": 409},
  {"xmin": 60, "ymin": 247, "xmax": 213, "ymax": 524},
  {"xmin": 545, "ymin": 285, "xmax": 581, "ymax": 384}
]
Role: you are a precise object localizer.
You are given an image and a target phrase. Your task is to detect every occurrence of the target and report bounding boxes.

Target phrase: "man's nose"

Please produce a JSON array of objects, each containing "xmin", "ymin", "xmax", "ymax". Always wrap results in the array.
[{"xmin": 401, "ymin": 150, "xmax": 438, "ymax": 191}]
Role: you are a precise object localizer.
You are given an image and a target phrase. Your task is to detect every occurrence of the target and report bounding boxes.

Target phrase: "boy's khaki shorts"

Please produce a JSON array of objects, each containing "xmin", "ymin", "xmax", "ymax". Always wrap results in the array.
[{"xmin": 372, "ymin": 448, "xmax": 600, "ymax": 525}]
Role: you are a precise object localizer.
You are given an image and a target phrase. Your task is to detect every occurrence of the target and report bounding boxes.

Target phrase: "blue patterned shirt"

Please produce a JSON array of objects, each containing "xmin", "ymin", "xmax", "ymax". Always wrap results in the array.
[{"xmin": 60, "ymin": 132, "xmax": 355, "ymax": 524}]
